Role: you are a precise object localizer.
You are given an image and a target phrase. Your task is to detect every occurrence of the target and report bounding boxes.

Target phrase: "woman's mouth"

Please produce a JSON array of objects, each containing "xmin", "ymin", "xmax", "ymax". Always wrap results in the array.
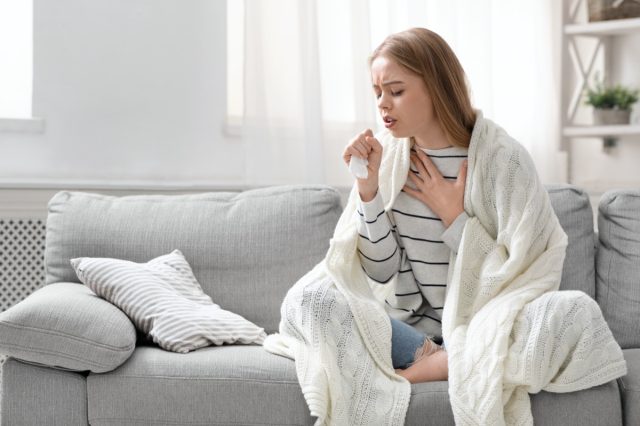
[{"xmin": 384, "ymin": 116, "xmax": 397, "ymax": 129}]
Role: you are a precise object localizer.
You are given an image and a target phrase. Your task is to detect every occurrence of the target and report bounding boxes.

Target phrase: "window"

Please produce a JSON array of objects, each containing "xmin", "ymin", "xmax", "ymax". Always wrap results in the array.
[
  {"xmin": 226, "ymin": 0, "xmax": 244, "ymax": 125},
  {"xmin": 0, "ymin": 0, "xmax": 33, "ymax": 119},
  {"xmin": 225, "ymin": 0, "xmax": 375, "ymax": 128}
]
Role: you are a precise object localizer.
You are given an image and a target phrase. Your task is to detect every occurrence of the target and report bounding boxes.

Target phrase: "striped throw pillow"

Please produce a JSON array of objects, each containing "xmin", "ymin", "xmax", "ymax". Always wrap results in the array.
[{"xmin": 70, "ymin": 249, "xmax": 267, "ymax": 353}]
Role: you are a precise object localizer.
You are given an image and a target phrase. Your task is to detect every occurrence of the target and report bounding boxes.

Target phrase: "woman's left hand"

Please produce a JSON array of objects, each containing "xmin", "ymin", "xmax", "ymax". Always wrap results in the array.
[{"xmin": 403, "ymin": 150, "xmax": 468, "ymax": 228}]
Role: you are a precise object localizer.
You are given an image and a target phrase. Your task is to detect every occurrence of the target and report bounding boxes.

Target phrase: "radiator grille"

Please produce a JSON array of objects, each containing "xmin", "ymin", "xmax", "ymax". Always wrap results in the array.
[
  {"xmin": 0, "ymin": 217, "xmax": 47, "ymax": 388},
  {"xmin": 0, "ymin": 218, "xmax": 46, "ymax": 311}
]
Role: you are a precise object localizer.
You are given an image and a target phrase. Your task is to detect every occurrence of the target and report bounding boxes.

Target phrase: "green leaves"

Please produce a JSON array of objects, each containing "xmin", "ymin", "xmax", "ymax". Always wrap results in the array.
[{"xmin": 585, "ymin": 80, "xmax": 639, "ymax": 110}]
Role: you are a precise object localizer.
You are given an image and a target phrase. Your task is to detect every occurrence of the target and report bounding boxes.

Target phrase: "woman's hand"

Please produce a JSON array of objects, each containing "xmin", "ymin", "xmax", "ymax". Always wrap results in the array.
[
  {"xmin": 403, "ymin": 149, "xmax": 468, "ymax": 228},
  {"xmin": 343, "ymin": 129, "xmax": 383, "ymax": 201}
]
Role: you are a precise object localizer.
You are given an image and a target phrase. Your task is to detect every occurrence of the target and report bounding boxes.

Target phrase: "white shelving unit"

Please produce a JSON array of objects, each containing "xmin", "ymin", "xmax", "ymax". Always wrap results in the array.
[
  {"xmin": 563, "ymin": 124, "xmax": 640, "ymax": 137},
  {"xmin": 565, "ymin": 16, "xmax": 640, "ymax": 35},
  {"xmin": 560, "ymin": 0, "xmax": 640, "ymax": 181}
]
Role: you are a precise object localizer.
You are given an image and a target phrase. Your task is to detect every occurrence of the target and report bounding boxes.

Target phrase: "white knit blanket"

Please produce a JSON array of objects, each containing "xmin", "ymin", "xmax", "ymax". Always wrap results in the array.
[{"xmin": 263, "ymin": 111, "xmax": 627, "ymax": 425}]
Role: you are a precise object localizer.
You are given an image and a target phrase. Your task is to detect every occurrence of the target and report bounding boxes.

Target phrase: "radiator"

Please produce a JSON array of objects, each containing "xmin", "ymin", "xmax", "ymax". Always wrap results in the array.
[
  {"xmin": 0, "ymin": 217, "xmax": 46, "ymax": 312},
  {"xmin": 0, "ymin": 217, "xmax": 47, "ymax": 400}
]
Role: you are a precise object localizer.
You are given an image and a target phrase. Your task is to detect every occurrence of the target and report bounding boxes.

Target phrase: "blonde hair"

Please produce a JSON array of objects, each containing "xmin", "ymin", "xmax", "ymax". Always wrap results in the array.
[{"xmin": 369, "ymin": 28, "xmax": 476, "ymax": 148}]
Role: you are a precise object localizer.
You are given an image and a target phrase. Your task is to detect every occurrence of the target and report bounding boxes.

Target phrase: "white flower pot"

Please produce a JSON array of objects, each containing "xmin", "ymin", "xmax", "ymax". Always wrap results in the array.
[{"xmin": 593, "ymin": 108, "xmax": 631, "ymax": 125}]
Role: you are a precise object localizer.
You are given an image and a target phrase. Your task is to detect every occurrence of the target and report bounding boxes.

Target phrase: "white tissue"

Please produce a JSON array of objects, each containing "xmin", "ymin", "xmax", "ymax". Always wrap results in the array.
[{"xmin": 349, "ymin": 156, "xmax": 369, "ymax": 179}]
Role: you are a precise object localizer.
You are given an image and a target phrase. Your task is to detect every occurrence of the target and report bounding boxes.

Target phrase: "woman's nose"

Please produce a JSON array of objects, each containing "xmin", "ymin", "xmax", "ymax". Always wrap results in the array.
[{"xmin": 377, "ymin": 93, "xmax": 390, "ymax": 110}]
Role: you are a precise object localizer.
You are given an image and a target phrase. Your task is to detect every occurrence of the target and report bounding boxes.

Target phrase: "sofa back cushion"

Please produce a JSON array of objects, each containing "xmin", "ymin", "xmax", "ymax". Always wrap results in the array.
[
  {"xmin": 545, "ymin": 184, "xmax": 597, "ymax": 297},
  {"xmin": 596, "ymin": 189, "xmax": 640, "ymax": 349},
  {"xmin": 45, "ymin": 185, "xmax": 342, "ymax": 334}
]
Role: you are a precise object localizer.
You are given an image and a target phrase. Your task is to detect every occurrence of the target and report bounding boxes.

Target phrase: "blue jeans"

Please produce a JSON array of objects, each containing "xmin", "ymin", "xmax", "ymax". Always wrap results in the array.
[{"xmin": 390, "ymin": 317, "xmax": 446, "ymax": 369}]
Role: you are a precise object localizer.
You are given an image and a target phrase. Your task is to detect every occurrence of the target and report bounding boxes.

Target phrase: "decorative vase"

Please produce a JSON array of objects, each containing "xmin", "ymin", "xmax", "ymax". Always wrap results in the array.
[{"xmin": 593, "ymin": 108, "xmax": 632, "ymax": 125}]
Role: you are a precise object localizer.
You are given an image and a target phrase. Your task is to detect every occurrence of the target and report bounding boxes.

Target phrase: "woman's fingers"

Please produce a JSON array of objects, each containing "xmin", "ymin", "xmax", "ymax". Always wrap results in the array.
[
  {"xmin": 349, "ymin": 137, "xmax": 369, "ymax": 159},
  {"xmin": 342, "ymin": 147, "xmax": 351, "ymax": 164},
  {"xmin": 358, "ymin": 139, "xmax": 372, "ymax": 155},
  {"xmin": 410, "ymin": 154, "xmax": 430, "ymax": 179},
  {"xmin": 407, "ymin": 169, "xmax": 422, "ymax": 187},
  {"xmin": 343, "ymin": 145, "xmax": 364, "ymax": 164},
  {"xmin": 343, "ymin": 129, "xmax": 378, "ymax": 166},
  {"xmin": 416, "ymin": 150, "xmax": 441, "ymax": 179},
  {"xmin": 365, "ymin": 135, "xmax": 381, "ymax": 153},
  {"xmin": 402, "ymin": 184, "xmax": 420, "ymax": 200}
]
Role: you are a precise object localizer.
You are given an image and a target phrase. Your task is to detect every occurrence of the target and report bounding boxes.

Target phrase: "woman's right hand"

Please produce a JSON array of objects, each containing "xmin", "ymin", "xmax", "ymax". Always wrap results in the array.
[{"xmin": 342, "ymin": 129, "xmax": 383, "ymax": 202}]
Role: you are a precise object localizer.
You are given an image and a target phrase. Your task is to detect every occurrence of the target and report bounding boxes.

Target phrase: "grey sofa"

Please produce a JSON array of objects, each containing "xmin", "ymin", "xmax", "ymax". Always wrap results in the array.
[{"xmin": 0, "ymin": 184, "xmax": 638, "ymax": 425}]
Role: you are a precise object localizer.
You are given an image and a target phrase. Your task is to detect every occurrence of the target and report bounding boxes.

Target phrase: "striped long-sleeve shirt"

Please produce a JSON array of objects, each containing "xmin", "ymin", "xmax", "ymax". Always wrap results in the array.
[{"xmin": 356, "ymin": 144, "xmax": 469, "ymax": 339}]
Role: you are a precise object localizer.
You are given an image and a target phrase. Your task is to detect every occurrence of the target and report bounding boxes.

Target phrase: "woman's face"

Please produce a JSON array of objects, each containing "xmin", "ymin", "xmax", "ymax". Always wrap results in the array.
[{"xmin": 370, "ymin": 56, "xmax": 437, "ymax": 140}]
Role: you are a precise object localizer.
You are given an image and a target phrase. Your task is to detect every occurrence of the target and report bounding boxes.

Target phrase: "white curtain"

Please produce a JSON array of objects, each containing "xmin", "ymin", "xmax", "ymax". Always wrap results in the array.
[{"xmin": 238, "ymin": 0, "xmax": 564, "ymax": 187}]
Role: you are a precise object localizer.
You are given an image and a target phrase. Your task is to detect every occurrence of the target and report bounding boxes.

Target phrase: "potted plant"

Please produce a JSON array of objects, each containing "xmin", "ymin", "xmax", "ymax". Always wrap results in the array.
[{"xmin": 585, "ymin": 80, "xmax": 639, "ymax": 125}]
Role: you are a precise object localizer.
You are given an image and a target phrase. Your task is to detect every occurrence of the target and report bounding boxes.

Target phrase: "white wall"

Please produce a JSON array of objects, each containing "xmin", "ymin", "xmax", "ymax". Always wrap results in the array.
[{"xmin": 1, "ymin": 0, "xmax": 245, "ymax": 188}]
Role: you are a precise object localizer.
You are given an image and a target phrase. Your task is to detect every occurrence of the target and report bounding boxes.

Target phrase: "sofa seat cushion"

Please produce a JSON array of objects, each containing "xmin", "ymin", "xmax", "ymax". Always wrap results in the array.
[
  {"xmin": 619, "ymin": 348, "xmax": 640, "ymax": 426},
  {"xmin": 404, "ymin": 380, "xmax": 621, "ymax": 426},
  {"xmin": 87, "ymin": 344, "xmax": 622, "ymax": 426},
  {"xmin": 87, "ymin": 345, "xmax": 314, "ymax": 425},
  {"xmin": 530, "ymin": 380, "xmax": 622, "ymax": 426}
]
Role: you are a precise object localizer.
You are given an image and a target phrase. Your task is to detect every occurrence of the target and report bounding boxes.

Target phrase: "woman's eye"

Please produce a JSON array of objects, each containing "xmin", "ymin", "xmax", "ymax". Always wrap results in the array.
[{"xmin": 374, "ymin": 89, "xmax": 403, "ymax": 99}]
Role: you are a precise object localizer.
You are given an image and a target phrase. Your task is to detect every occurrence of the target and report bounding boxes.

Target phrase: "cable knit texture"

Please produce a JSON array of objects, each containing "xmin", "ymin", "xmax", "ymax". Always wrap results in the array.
[{"xmin": 263, "ymin": 111, "xmax": 627, "ymax": 426}]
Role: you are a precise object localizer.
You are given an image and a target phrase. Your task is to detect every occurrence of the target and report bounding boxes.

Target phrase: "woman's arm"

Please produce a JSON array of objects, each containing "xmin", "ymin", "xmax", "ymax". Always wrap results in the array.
[{"xmin": 356, "ymin": 189, "xmax": 402, "ymax": 283}]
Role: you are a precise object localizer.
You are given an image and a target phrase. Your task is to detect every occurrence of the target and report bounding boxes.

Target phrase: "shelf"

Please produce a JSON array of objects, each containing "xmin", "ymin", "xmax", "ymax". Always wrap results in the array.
[
  {"xmin": 563, "ymin": 124, "xmax": 640, "ymax": 137},
  {"xmin": 565, "ymin": 17, "xmax": 640, "ymax": 36}
]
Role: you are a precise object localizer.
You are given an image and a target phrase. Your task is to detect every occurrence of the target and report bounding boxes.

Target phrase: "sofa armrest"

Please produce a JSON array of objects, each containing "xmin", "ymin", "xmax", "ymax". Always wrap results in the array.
[{"xmin": 0, "ymin": 283, "xmax": 136, "ymax": 373}]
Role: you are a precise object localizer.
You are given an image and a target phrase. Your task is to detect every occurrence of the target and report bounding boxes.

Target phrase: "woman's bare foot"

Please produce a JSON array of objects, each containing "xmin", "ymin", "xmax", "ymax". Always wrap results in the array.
[{"xmin": 395, "ymin": 339, "xmax": 448, "ymax": 383}]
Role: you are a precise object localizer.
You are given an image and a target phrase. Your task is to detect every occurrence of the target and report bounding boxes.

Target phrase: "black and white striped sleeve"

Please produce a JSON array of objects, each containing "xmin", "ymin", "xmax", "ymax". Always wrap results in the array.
[{"xmin": 355, "ymin": 190, "xmax": 401, "ymax": 284}]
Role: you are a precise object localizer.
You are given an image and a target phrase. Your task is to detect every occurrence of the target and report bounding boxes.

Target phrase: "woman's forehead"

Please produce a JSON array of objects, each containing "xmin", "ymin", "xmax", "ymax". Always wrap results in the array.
[{"xmin": 371, "ymin": 56, "xmax": 412, "ymax": 86}]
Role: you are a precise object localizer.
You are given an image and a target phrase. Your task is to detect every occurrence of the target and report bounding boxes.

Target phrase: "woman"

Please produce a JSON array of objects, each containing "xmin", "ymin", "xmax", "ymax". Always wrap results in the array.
[
  {"xmin": 264, "ymin": 27, "xmax": 626, "ymax": 426},
  {"xmin": 342, "ymin": 27, "xmax": 475, "ymax": 383}
]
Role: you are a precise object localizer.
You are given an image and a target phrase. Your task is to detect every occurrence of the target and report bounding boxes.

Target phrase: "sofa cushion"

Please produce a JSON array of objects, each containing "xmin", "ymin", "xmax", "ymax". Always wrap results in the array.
[
  {"xmin": 87, "ymin": 346, "xmax": 314, "ymax": 425},
  {"xmin": 596, "ymin": 189, "xmax": 640, "ymax": 348},
  {"xmin": 70, "ymin": 249, "xmax": 266, "ymax": 353},
  {"xmin": 405, "ymin": 379, "xmax": 622, "ymax": 426},
  {"xmin": 45, "ymin": 185, "xmax": 342, "ymax": 333},
  {"xmin": 531, "ymin": 380, "xmax": 622, "ymax": 425},
  {"xmin": 87, "ymin": 345, "xmax": 622, "ymax": 426},
  {"xmin": 619, "ymin": 348, "xmax": 640, "ymax": 426},
  {"xmin": 405, "ymin": 381, "xmax": 454, "ymax": 425},
  {"xmin": 545, "ymin": 184, "xmax": 596, "ymax": 297},
  {"xmin": 0, "ymin": 283, "xmax": 136, "ymax": 373}
]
